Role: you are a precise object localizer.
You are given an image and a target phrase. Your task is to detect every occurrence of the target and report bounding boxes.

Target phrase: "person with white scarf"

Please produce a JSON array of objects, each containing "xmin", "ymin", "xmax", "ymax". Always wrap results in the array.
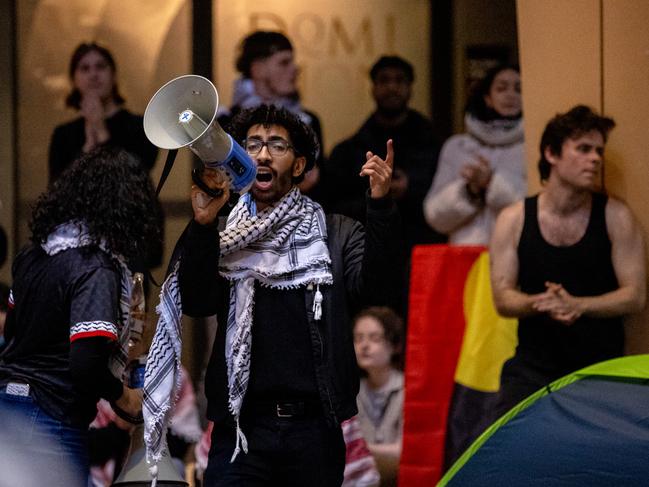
[
  {"xmin": 421, "ymin": 65, "xmax": 525, "ymax": 469},
  {"xmin": 0, "ymin": 148, "xmax": 162, "ymax": 486},
  {"xmin": 166, "ymin": 105, "xmax": 400, "ymax": 486},
  {"xmin": 423, "ymin": 64, "xmax": 525, "ymax": 245}
]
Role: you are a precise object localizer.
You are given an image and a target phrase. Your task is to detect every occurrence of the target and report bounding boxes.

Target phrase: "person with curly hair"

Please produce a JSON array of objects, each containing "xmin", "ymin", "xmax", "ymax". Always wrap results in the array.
[
  {"xmin": 148, "ymin": 104, "xmax": 401, "ymax": 486},
  {"xmin": 48, "ymin": 42, "xmax": 158, "ymax": 183},
  {"xmin": 0, "ymin": 147, "xmax": 162, "ymax": 486}
]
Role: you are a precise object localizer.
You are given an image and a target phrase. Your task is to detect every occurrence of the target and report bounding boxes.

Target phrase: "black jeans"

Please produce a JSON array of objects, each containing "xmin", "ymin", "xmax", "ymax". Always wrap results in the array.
[{"xmin": 204, "ymin": 413, "xmax": 345, "ymax": 487}]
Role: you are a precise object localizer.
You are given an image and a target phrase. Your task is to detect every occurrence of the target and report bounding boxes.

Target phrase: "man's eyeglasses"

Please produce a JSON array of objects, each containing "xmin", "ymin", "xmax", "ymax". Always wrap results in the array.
[{"xmin": 244, "ymin": 138, "xmax": 294, "ymax": 157}]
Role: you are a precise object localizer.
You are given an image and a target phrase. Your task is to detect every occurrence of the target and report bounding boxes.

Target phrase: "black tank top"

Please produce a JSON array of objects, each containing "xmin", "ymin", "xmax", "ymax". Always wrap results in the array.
[{"xmin": 516, "ymin": 193, "xmax": 623, "ymax": 376}]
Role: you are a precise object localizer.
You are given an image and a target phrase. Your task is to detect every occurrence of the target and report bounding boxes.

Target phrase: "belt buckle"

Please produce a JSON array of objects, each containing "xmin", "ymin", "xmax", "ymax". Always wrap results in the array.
[{"xmin": 276, "ymin": 403, "xmax": 294, "ymax": 418}]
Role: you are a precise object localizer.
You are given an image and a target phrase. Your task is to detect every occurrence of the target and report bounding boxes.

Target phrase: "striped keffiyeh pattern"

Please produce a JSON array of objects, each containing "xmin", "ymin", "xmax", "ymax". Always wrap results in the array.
[
  {"xmin": 143, "ymin": 187, "xmax": 333, "ymax": 475},
  {"xmin": 219, "ymin": 188, "xmax": 333, "ymax": 461},
  {"xmin": 143, "ymin": 261, "xmax": 182, "ymax": 477}
]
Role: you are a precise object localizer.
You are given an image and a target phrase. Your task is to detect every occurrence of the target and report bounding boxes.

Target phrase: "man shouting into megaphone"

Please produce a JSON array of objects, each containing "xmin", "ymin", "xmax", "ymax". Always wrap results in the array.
[{"xmin": 152, "ymin": 104, "xmax": 402, "ymax": 486}]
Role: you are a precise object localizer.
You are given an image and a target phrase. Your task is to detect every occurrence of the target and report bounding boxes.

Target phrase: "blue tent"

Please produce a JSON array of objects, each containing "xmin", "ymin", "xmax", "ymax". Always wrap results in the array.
[{"xmin": 439, "ymin": 355, "xmax": 649, "ymax": 486}]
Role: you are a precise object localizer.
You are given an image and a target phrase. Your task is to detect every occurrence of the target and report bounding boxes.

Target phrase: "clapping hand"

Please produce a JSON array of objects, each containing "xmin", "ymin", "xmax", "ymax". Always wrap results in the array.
[
  {"xmin": 81, "ymin": 93, "xmax": 109, "ymax": 152},
  {"xmin": 532, "ymin": 281, "xmax": 582, "ymax": 325},
  {"xmin": 461, "ymin": 155, "xmax": 492, "ymax": 196}
]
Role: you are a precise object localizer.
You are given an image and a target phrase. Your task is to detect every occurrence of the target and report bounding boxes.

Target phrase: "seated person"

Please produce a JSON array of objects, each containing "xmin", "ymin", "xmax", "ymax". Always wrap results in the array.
[{"xmin": 353, "ymin": 306, "xmax": 405, "ymax": 487}]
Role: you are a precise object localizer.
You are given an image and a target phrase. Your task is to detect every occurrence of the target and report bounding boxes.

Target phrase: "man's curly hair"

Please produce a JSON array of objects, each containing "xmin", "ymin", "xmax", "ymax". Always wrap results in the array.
[
  {"xmin": 538, "ymin": 105, "xmax": 615, "ymax": 182},
  {"xmin": 30, "ymin": 147, "xmax": 162, "ymax": 264},
  {"xmin": 229, "ymin": 104, "xmax": 319, "ymax": 184}
]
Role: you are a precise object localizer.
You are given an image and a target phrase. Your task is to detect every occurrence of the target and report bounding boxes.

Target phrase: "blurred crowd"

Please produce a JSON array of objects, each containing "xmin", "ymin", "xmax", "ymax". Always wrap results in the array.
[{"xmin": 1, "ymin": 26, "xmax": 642, "ymax": 487}]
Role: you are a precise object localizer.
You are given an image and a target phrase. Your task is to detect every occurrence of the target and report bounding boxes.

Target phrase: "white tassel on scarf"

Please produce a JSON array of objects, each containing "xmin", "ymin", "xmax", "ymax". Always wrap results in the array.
[{"xmin": 313, "ymin": 284, "xmax": 324, "ymax": 321}]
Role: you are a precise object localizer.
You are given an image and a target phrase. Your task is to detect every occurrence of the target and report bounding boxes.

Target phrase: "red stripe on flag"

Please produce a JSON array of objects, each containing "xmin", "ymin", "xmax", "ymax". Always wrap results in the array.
[{"xmin": 399, "ymin": 244, "xmax": 484, "ymax": 486}]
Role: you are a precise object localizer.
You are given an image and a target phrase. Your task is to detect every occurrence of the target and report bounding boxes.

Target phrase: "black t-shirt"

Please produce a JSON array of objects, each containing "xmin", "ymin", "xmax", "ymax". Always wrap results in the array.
[
  {"xmin": 0, "ymin": 245, "xmax": 124, "ymax": 427},
  {"xmin": 205, "ymin": 283, "xmax": 319, "ymax": 422},
  {"xmin": 245, "ymin": 284, "xmax": 319, "ymax": 403}
]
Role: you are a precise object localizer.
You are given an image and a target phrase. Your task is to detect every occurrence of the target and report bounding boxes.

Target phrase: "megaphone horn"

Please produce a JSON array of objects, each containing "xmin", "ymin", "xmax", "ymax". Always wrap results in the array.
[
  {"xmin": 111, "ymin": 424, "xmax": 187, "ymax": 487},
  {"xmin": 143, "ymin": 75, "xmax": 256, "ymax": 195}
]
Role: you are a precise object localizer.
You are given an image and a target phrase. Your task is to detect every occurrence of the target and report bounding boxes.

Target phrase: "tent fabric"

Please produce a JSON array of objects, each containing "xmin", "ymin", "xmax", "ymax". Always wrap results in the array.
[
  {"xmin": 439, "ymin": 355, "xmax": 649, "ymax": 486},
  {"xmin": 399, "ymin": 245, "xmax": 518, "ymax": 485}
]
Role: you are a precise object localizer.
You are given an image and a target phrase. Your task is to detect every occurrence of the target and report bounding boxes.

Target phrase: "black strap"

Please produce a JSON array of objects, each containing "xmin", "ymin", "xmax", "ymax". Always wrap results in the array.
[
  {"xmin": 155, "ymin": 149, "xmax": 178, "ymax": 196},
  {"xmin": 110, "ymin": 399, "xmax": 144, "ymax": 425}
]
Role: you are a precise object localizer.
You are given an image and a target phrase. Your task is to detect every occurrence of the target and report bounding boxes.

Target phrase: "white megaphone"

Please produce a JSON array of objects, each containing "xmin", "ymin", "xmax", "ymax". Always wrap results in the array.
[{"xmin": 143, "ymin": 75, "xmax": 256, "ymax": 195}]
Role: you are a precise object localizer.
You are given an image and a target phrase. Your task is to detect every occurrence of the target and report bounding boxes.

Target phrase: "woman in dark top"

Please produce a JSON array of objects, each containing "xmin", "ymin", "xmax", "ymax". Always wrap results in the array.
[
  {"xmin": 48, "ymin": 42, "xmax": 157, "ymax": 182},
  {"xmin": 0, "ymin": 147, "xmax": 162, "ymax": 486}
]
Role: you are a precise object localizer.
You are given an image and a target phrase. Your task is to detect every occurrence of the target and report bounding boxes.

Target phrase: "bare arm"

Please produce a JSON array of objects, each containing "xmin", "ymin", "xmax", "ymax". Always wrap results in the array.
[
  {"xmin": 594, "ymin": 198, "xmax": 646, "ymax": 314},
  {"xmin": 113, "ymin": 386, "xmax": 143, "ymax": 422},
  {"xmin": 368, "ymin": 441, "xmax": 401, "ymax": 461},
  {"xmin": 490, "ymin": 201, "xmax": 547, "ymax": 317}
]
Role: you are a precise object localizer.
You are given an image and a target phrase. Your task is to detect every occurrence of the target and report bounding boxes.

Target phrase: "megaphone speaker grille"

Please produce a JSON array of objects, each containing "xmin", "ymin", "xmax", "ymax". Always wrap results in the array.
[{"xmin": 143, "ymin": 75, "xmax": 219, "ymax": 150}]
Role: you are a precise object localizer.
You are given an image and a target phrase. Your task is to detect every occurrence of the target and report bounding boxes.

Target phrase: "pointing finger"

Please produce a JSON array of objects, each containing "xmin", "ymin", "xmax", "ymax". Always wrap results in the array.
[{"xmin": 385, "ymin": 139, "xmax": 394, "ymax": 168}]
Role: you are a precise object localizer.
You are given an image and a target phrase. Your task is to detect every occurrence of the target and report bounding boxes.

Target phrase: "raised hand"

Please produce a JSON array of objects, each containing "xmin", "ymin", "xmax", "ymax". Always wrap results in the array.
[
  {"xmin": 81, "ymin": 93, "xmax": 109, "ymax": 152},
  {"xmin": 191, "ymin": 168, "xmax": 230, "ymax": 226},
  {"xmin": 461, "ymin": 155, "xmax": 492, "ymax": 195},
  {"xmin": 80, "ymin": 92, "xmax": 105, "ymax": 126},
  {"xmin": 360, "ymin": 139, "xmax": 394, "ymax": 199}
]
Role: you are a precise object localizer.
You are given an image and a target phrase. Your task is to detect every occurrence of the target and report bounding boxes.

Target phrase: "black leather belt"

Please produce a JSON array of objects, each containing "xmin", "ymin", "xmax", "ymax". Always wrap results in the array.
[{"xmin": 246, "ymin": 400, "xmax": 322, "ymax": 418}]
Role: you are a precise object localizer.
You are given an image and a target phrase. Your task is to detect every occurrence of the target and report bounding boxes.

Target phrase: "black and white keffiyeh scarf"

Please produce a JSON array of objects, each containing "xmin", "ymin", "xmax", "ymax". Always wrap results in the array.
[
  {"xmin": 143, "ymin": 260, "xmax": 182, "ymax": 485},
  {"xmin": 143, "ymin": 187, "xmax": 333, "ymax": 474},
  {"xmin": 220, "ymin": 187, "xmax": 333, "ymax": 460},
  {"xmin": 41, "ymin": 222, "xmax": 133, "ymax": 380}
]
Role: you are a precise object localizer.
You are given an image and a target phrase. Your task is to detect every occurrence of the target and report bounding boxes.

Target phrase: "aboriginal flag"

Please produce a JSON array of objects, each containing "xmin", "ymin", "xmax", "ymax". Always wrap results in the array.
[{"xmin": 399, "ymin": 245, "xmax": 517, "ymax": 486}]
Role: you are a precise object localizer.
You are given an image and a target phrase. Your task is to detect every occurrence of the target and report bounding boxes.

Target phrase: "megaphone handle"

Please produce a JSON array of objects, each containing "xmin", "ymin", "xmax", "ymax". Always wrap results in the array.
[{"xmin": 192, "ymin": 168, "xmax": 224, "ymax": 198}]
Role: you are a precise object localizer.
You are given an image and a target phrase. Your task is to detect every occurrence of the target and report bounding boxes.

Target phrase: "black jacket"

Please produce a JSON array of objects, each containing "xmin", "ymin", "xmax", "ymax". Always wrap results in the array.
[
  {"xmin": 177, "ymin": 194, "xmax": 401, "ymax": 426},
  {"xmin": 48, "ymin": 109, "xmax": 158, "ymax": 182}
]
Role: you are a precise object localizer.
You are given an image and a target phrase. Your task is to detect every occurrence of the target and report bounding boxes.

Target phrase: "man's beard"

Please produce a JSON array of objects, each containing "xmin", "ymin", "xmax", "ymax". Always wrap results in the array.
[{"xmin": 377, "ymin": 101, "xmax": 407, "ymax": 119}]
